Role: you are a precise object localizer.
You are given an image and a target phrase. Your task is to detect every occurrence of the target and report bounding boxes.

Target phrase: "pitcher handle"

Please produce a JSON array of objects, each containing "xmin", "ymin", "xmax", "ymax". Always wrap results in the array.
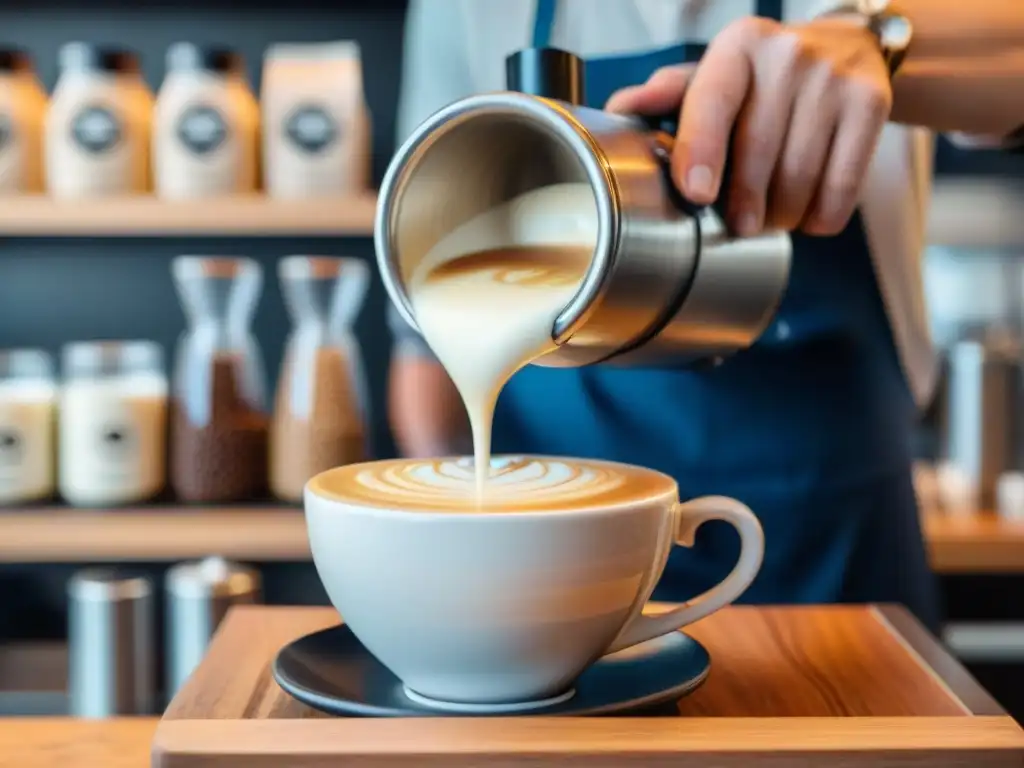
[{"xmin": 607, "ymin": 496, "xmax": 764, "ymax": 653}]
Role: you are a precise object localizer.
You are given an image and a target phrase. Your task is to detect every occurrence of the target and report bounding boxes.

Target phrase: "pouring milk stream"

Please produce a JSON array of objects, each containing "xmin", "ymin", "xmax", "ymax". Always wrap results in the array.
[{"xmin": 406, "ymin": 182, "xmax": 595, "ymax": 499}]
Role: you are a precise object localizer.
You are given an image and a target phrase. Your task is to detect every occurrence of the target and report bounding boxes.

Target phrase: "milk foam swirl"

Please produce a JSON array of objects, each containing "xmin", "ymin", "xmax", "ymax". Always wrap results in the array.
[{"xmin": 311, "ymin": 456, "xmax": 671, "ymax": 512}]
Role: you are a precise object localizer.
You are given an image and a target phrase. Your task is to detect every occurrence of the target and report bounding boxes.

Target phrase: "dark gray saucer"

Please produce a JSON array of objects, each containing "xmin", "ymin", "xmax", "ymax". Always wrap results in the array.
[{"xmin": 273, "ymin": 624, "xmax": 710, "ymax": 717}]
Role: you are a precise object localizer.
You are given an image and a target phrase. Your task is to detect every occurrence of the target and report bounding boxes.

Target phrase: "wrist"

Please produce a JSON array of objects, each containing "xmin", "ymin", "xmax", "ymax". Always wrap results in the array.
[{"xmin": 813, "ymin": 0, "xmax": 913, "ymax": 80}]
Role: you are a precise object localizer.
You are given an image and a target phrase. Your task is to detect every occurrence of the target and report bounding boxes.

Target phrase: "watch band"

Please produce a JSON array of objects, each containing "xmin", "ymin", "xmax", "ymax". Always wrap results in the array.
[
  {"xmin": 815, "ymin": 0, "xmax": 913, "ymax": 80},
  {"xmin": 1007, "ymin": 125, "xmax": 1024, "ymax": 154}
]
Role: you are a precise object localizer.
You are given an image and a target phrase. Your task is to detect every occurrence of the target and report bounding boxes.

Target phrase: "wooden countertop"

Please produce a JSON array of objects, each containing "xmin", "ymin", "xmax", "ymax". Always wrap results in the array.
[
  {"xmin": 152, "ymin": 604, "xmax": 1024, "ymax": 767},
  {"xmin": 0, "ymin": 718, "xmax": 156, "ymax": 768},
  {"xmin": 2, "ymin": 606, "xmax": 1022, "ymax": 767},
  {"xmin": 2, "ymin": 506, "xmax": 1024, "ymax": 575}
]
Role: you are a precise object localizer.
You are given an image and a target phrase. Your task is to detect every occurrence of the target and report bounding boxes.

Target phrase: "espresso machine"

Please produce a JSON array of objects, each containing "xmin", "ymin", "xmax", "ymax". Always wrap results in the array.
[{"xmin": 376, "ymin": 47, "xmax": 792, "ymax": 368}]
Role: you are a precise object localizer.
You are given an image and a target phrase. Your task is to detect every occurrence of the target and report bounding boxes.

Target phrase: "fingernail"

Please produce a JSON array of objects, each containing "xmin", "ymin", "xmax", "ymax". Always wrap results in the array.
[
  {"xmin": 736, "ymin": 211, "xmax": 761, "ymax": 236},
  {"xmin": 686, "ymin": 165, "xmax": 715, "ymax": 200}
]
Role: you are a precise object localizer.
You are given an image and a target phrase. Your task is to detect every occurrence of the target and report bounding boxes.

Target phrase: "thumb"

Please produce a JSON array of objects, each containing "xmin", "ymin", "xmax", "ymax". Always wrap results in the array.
[{"xmin": 605, "ymin": 64, "xmax": 696, "ymax": 116}]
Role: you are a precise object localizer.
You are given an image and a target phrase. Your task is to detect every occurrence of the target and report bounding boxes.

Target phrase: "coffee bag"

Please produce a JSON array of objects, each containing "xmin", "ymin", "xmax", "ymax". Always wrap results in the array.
[{"xmin": 261, "ymin": 41, "xmax": 370, "ymax": 199}]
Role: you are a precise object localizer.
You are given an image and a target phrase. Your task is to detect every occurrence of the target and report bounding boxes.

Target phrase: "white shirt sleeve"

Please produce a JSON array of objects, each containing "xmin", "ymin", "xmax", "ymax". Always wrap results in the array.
[
  {"xmin": 389, "ymin": 0, "xmax": 477, "ymax": 359},
  {"xmin": 395, "ymin": 0, "xmax": 476, "ymax": 144}
]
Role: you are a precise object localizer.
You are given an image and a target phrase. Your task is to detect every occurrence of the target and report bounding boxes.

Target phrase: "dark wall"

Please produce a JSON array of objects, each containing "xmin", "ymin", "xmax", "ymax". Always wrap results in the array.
[{"xmin": 0, "ymin": 3, "xmax": 408, "ymax": 459}]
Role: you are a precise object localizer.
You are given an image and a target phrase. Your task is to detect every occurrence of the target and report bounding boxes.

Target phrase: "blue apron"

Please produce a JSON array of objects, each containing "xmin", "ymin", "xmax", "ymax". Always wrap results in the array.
[{"xmin": 492, "ymin": 0, "xmax": 940, "ymax": 631}]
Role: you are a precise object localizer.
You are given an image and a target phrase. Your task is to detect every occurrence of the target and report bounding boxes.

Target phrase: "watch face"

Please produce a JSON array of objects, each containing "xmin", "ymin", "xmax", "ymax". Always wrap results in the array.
[{"xmin": 883, "ymin": 14, "xmax": 913, "ymax": 50}]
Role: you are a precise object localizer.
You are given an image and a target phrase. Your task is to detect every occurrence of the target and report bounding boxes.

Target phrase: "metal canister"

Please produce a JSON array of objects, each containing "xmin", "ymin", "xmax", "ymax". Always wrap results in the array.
[
  {"xmin": 165, "ymin": 557, "xmax": 261, "ymax": 697},
  {"xmin": 376, "ymin": 46, "xmax": 792, "ymax": 368},
  {"xmin": 67, "ymin": 569, "xmax": 155, "ymax": 718},
  {"xmin": 942, "ymin": 334, "xmax": 1024, "ymax": 509}
]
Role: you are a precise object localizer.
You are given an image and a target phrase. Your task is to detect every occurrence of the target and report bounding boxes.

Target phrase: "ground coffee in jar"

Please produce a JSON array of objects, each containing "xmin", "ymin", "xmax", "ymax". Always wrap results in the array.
[
  {"xmin": 270, "ymin": 346, "xmax": 366, "ymax": 503},
  {"xmin": 170, "ymin": 353, "xmax": 268, "ymax": 503}
]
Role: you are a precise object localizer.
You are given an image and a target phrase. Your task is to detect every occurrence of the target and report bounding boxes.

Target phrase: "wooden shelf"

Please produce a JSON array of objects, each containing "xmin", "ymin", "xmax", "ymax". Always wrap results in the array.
[
  {"xmin": 1, "ymin": 505, "xmax": 1023, "ymax": 573},
  {"xmin": 0, "ymin": 507, "xmax": 309, "ymax": 563},
  {"xmin": 0, "ymin": 195, "xmax": 377, "ymax": 237},
  {"xmin": 0, "ymin": 182, "xmax": 1011, "ymax": 243},
  {"xmin": 924, "ymin": 511, "xmax": 1024, "ymax": 574}
]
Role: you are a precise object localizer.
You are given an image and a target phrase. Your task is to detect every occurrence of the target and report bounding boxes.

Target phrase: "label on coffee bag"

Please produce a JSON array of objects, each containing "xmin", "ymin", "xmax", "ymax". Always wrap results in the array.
[
  {"xmin": 284, "ymin": 103, "xmax": 338, "ymax": 154},
  {"xmin": 71, "ymin": 105, "xmax": 122, "ymax": 154},
  {"xmin": 176, "ymin": 104, "xmax": 229, "ymax": 156}
]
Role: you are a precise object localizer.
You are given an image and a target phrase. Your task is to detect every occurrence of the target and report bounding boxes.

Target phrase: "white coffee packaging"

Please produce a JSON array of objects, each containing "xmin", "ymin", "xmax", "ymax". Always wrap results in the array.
[
  {"xmin": 261, "ymin": 41, "xmax": 370, "ymax": 199},
  {"xmin": 59, "ymin": 341, "xmax": 168, "ymax": 507},
  {"xmin": 0, "ymin": 50, "xmax": 46, "ymax": 194},
  {"xmin": 153, "ymin": 44, "xmax": 259, "ymax": 199},
  {"xmin": 46, "ymin": 44, "xmax": 152, "ymax": 198}
]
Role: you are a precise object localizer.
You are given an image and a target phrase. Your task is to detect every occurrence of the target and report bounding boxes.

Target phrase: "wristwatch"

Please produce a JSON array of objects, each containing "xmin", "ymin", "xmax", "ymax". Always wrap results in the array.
[{"xmin": 816, "ymin": 0, "xmax": 914, "ymax": 80}]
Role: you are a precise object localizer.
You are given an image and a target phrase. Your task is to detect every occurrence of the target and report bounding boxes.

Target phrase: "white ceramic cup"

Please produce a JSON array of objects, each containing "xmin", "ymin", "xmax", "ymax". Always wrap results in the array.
[{"xmin": 304, "ymin": 456, "xmax": 764, "ymax": 711}]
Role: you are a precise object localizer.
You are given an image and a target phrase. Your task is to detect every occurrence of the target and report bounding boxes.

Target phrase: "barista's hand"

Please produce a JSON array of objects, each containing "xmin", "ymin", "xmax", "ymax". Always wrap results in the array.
[{"xmin": 605, "ymin": 16, "xmax": 892, "ymax": 236}]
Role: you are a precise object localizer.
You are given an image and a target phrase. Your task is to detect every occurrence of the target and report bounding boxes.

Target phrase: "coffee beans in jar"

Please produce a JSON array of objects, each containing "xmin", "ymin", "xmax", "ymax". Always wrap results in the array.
[
  {"xmin": 170, "ymin": 353, "xmax": 267, "ymax": 503},
  {"xmin": 170, "ymin": 256, "xmax": 268, "ymax": 503}
]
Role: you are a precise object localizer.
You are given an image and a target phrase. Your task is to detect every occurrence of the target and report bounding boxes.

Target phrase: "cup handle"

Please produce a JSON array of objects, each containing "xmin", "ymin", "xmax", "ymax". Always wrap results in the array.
[{"xmin": 606, "ymin": 496, "xmax": 764, "ymax": 654}]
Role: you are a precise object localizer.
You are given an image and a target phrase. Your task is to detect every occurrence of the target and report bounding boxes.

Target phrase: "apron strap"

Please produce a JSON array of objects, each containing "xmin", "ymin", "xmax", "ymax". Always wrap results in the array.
[
  {"xmin": 755, "ymin": 0, "xmax": 784, "ymax": 21},
  {"xmin": 532, "ymin": 0, "xmax": 557, "ymax": 48}
]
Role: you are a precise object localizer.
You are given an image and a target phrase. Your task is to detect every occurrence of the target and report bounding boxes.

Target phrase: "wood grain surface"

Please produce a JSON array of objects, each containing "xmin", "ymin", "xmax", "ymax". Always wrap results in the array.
[
  {"xmin": 0, "ymin": 194, "xmax": 376, "ymax": 236},
  {"xmin": 152, "ymin": 604, "xmax": 1024, "ymax": 768},
  {"xmin": 924, "ymin": 512, "xmax": 1024, "ymax": 573},
  {"xmin": 0, "ymin": 507, "xmax": 308, "ymax": 563},
  {"xmin": 0, "ymin": 178, "xmax": 1002, "ymax": 242},
  {"xmin": 0, "ymin": 718, "xmax": 157, "ymax": 768}
]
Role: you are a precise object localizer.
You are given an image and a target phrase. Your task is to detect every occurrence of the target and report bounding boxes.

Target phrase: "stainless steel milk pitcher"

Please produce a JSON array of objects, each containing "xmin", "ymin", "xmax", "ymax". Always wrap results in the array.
[{"xmin": 376, "ymin": 47, "xmax": 792, "ymax": 367}]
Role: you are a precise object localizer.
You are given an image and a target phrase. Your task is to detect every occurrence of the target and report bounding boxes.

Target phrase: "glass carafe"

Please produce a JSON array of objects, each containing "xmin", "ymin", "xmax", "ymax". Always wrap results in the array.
[
  {"xmin": 0, "ymin": 349, "xmax": 56, "ymax": 505},
  {"xmin": 170, "ymin": 256, "xmax": 268, "ymax": 503},
  {"xmin": 270, "ymin": 256, "xmax": 370, "ymax": 502},
  {"xmin": 59, "ymin": 341, "xmax": 168, "ymax": 507}
]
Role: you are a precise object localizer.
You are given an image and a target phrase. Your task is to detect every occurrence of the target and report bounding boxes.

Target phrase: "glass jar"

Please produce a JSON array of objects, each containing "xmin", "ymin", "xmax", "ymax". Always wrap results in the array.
[
  {"xmin": 270, "ymin": 256, "xmax": 370, "ymax": 502},
  {"xmin": 0, "ymin": 349, "xmax": 56, "ymax": 505},
  {"xmin": 170, "ymin": 256, "xmax": 268, "ymax": 503},
  {"xmin": 59, "ymin": 341, "xmax": 168, "ymax": 507}
]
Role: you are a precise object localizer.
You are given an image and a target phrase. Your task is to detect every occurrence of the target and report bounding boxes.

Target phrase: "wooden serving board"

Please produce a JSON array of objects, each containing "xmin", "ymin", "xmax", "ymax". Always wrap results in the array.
[{"xmin": 152, "ymin": 605, "xmax": 1024, "ymax": 768}]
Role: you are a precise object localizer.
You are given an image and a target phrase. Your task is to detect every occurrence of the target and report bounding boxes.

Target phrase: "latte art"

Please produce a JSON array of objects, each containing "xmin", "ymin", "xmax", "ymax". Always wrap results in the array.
[
  {"xmin": 309, "ymin": 456, "xmax": 674, "ymax": 512},
  {"xmin": 425, "ymin": 247, "xmax": 589, "ymax": 289}
]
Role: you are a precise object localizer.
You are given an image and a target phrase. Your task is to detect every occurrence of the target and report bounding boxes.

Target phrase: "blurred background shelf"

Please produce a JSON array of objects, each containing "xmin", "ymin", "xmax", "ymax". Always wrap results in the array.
[
  {"xmin": 924, "ymin": 512, "xmax": 1024, "ymax": 574},
  {"xmin": 0, "ymin": 507, "xmax": 308, "ymax": 562},
  {"xmin": 0, "ymin": 195, "xmax": 377, "ymax": 237},
  {"xmin": 0, "ymin": 505, "xmax": 1023, "ymax": 572},
  {"xmin": 927, "ymin": 180, "xmax": 1024, "ymax": 249},
  {"xmin": 0, "ymin": 183, "xmax": 1013, "ymax": 243}
]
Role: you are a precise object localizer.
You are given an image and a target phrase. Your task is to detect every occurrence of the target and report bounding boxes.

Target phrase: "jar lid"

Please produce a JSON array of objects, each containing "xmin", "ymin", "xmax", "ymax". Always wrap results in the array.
[
  {"xmin": 62, "ymin": 340, "xmax": 164, "ymax": 378},
  {"xmin": 166, "ymin": 557, "xmax": 262, "ymax": 599},
  {"xmin": 0, "ymin": 48, "xmax": 31, "ymax": 74},
  {"xmin": 0, "ymin": 349, "xmax": 54, "ymax": 385},
  {"xmin": 59, "ymin": 43, "xmax": 139, "ymax": 74},
  {"xmin": 167, "ymin": 42, "xmax": 241, "ymax": 75},
  {"xmin": 68, "ymin": 569, "xmax": 153, "ymax": 603}
]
